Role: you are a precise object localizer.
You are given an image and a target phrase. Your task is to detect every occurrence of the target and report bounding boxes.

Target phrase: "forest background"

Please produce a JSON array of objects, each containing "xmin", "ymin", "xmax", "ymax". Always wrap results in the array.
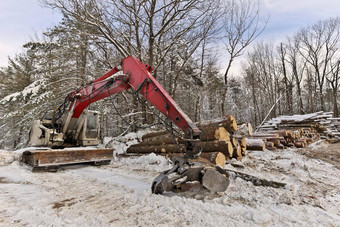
[{"xmin": 0, "ymin": 0, "xmax": 339, "ymax": 150}]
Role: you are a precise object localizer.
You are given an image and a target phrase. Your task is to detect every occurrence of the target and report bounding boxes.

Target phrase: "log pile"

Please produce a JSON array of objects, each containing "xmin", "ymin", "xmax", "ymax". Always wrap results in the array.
[
  {"xmin": 249, "ymin": 128, "xmax": 320, "ymax": 151},
  {"xmin": 250, "ymin": 111, "xmax": 340, "ymax": 149},
  {"xmin": 257, "ymin": 111, "xmax": 338, "ymax": 137},
  {"xmin": 126, "ymin": 115, "xmax": 250, "ymax": 162}
]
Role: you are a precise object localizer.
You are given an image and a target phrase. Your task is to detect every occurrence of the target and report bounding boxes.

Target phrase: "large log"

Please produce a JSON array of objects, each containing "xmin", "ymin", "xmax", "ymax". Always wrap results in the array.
[
  {"xmin": 127, "ymin": 144, "xmax": 183, "ymax": 154},
  {"xmin": 235, "ymin": 122, "xmax": 253, "ymax": 136},
  {"xmin": 141, "ymin": 126, "xmax": 230, "ymax": 146},
  {"xmin": 232, "ymin": 145, "xmax": 242, "ymax": 160},
  {"xmin": 200, "ymin": 152, "xmax": 226, "ymax": 168},
  {"xmin": 245, "ymin": 138, "xmax": 265, "ymax": 151},
  {"xmin": 199, "ymin": 141, "xmax": 233, "ymax": 157},
  {"xmin": 198, "ymin": 115, "xmax": 238, "ymax": 132},
  {"xmin": 250, "ymin": 133, "xmax": 279, "ymax": 138},
  {"xmin": 141, "ymin": 115, "xmax": 239, "ymax": 142},
  {"xmin": 127, "ymin": 140, "xmax": 233, "ymax": 157},
  {"xmin": 225, "ymin": 168, "xmax": 286, "ymax": 188},
  {"xmin": 238, "ymin": 137, "xmax": 247, "ymax": 155},
  {"xmin": 201, "ymin": 168, "xmax": 230, "ymax": 192}
]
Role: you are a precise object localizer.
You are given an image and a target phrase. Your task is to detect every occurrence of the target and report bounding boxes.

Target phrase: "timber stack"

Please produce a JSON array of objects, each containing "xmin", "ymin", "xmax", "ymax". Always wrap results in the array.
[
  {"xmin": 248, "ymin": 128, "xmax": 320, "ymax": 151},
  {"xmin": 257, "ymin": 111, "xmax": 338, "ymax": 136},
  {"xmin": 126, "ymin": 115, "xmax": 252, "ymax": 164},
  {"xmin": 252, "ymin": 111, "xmax": 340, "ymax": 148}
]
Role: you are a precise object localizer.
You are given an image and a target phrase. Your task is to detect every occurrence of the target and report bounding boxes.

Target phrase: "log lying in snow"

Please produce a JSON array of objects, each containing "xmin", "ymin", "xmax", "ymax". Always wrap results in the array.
[
  {"xmin": 200, "ymin": 152, "xmax": 226, "ymax": 168},
  {"xmin": 225, "ymin": 168, "xmax": 286, "ymax": 188},
  {"xmin": 232, "ymin": 145, "xmax": 242, "ymax": 160},
  {"xmin": 245, "ymin": 138, "xmax": 265, "ymax": 151}
]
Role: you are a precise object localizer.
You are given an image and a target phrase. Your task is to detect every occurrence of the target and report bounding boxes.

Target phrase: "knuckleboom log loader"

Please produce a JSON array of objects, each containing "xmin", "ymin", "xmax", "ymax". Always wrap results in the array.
[{"xmin": 24, "ymin": 56, "xmax": 230, "ymax": 194}]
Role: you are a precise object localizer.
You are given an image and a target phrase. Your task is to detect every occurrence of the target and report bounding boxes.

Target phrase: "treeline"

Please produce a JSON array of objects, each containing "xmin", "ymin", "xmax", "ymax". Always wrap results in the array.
[
  {"xmin": 241, "ymin": 17, "xmax": 340, "ymax": 126},
  {"xmin": 0, "ymin": 0, "xmax": 338, "ymax": 150}
]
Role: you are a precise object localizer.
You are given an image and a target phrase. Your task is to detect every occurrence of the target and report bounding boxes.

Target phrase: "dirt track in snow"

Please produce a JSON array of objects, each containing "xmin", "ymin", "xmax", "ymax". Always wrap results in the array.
[
  {"xmin": 298, "ymin": 143, "xmax": 340, "ymax": 169},
  {"xmin": 0, "ymin": 142, "xmax": 340, "ymax": 226}
]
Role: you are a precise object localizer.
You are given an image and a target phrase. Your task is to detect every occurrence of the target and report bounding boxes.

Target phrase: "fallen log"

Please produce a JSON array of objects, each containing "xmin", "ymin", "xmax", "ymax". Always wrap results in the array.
[
  {"xmin": 225, "ymin": 168, "xmax": 286, "ymax": 188},
  {"xmin": 235, "ymin": 122, "xmax": 253, "ymax": 136},
  {"xmin": 127, "ymin": 144, "xmax": 183, "ymax": 154},
  {"xmin": 245, "ymin": 138, "xmax": 265, "ymax": 151},
  {"xmin": 232, "ymin": 145, "xmax": 242, "ymax": 160},
  {"xmin": 200, "ymin": 152, "xmax": 226, "ymax": 168},
  {"xmin": 238, "ymin": 137, "xmax": 247, "ymax": 155}
]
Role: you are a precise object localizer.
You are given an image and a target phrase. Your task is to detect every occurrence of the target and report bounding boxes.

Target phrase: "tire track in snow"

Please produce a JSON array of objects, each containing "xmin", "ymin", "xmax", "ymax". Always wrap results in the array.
[{"xmin": 67, "ymin": 166, "xmax": 153, "ymax": 192}]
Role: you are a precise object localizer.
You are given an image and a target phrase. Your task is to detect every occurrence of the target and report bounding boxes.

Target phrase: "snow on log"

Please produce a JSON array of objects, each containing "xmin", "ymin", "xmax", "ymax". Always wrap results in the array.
[{"xmin": 245, "ymin": 138, "xmax": 265, "ymax": 151}]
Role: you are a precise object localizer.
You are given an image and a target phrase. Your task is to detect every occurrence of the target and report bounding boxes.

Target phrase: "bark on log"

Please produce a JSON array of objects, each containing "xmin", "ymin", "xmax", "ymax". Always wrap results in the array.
[
  {"xmin": 199, "ymin": 141, "xmax": 233, "ymax": 158},
  {"xmin": 235, "ymin": 122, "xmax": 253, "ymax": 136},
  {"xmin": 127, "ymin": 144, "xmax": 184, "ymax": 154},
  {"xmin": 127, "ymin": 140, "xmax": 233, "ymax": 157},
  {"xmin": 238, "ymin": 137, "xmax": 247, "ymax": 155},
  {"xmin": 232, "ymin": 145, "xmax": 242, "ymax": 160},
  {"xmin": 225, "ymin": 169, "xmax": 286, "ymax": 188},
  {"xmin": 200, "ymin": 152, "xmax": 226, "ymax": 168},
  {"xmin": 199, "ymin": 115, "xmax": 238, "ymax": 132},
  {"xmin": 202, "ymin": 168, "xmax": 230, "ymax": 192},
  {"xmin": 141, "ymin": 115, "xmax": 238, "ymax": 142},
  {"xmin": 251, "ymin": 133, "xmax": 279, "ymax": 137},
  {"xmin": 245, "ymin": 138, "xmax": 265, "ymax": 151},
  {"xmin": 141, "ymin": 126, "xmax": 230, "ymax": 146},
  {"xmin": 265, "ymin": 141, "xmax": 275, "ymax": 148},
  {"xmin": 294, "ymin": 141, "xmax": 305, "ymax": 148}
]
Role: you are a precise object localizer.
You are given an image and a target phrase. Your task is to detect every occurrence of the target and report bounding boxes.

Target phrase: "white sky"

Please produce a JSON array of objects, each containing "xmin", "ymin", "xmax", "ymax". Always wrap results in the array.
[
  {"xmin": 0, "ymin": 0, "xmax": 340, "ymax": 70},
  {"xmin": 0, "ymin": 0, "xmax": 61, "ymax": 67}
]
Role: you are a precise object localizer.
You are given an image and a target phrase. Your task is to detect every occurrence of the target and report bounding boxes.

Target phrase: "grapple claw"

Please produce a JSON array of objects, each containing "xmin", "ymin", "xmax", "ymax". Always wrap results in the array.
[{"xmin": 151, "ymin": 156, "xmax": 230, "ymax": 194}]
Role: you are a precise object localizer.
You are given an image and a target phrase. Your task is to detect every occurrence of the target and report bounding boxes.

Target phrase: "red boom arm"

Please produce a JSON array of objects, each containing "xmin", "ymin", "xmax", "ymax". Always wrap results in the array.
[{"xmin": 67, "ymin": 56, "xmax": 200, "ymax": 137}]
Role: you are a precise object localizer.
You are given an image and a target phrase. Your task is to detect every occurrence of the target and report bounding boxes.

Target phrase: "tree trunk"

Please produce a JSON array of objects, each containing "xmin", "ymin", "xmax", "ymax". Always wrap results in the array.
[
  {"xmin": 200, "ymin": 152, "xmax": 226, "ymax": 168},
  {"xmin": 333, "ymin": 91, "xmax": 339, "ymax": 117},
  {"xmin": 245, "ymin": 138, "xmax": 265, "ymax": 151}
]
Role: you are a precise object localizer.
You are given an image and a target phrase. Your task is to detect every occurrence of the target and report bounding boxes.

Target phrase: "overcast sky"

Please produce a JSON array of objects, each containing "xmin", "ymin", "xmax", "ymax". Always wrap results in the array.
[{"xmin": 0, "ymin": 0, "xmax": 340, "ymax": 69}]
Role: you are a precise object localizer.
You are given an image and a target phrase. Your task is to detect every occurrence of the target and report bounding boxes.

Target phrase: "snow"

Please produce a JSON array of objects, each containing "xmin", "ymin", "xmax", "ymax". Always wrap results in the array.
[
  {"xmin": 0, "ymin": 79, "xmax": 46, "ymax": 104},
  {"xmin": 0, "ymin": 150, "xmax": 21, "ymax": 166},
  {"xmin": 102, "ymin": 129, "xmax": 152, "ymax": 155},
  {"xmin": 0, "ymin": 141, "xmax": 340, "ymax": 226}
]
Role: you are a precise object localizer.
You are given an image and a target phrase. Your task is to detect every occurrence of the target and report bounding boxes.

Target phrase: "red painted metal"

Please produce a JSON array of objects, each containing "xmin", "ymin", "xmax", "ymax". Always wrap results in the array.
[
  {"xmin": 92, "ymin": 67, "xmax": 120, "ymax": 83},
  {"xmin": 68, "ymin": 56, "xmax": 200, "ymax": 136}
]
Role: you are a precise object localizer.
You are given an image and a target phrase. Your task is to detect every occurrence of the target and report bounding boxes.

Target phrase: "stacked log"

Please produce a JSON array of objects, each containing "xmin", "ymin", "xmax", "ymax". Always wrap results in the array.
[
  {"xmin": 257, "ymin": 111, "xmax": 340, "ymax": 139},
  {"xmin": 126, "ymin": 115, "xmax": 248, "ymax": 161},
  {"xmin": 249, "ymin": 128, "xmax": 320, "ymax": 150}
]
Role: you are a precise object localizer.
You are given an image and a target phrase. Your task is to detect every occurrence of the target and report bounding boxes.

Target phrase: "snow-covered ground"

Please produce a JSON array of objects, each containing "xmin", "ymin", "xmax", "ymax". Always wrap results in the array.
[{"xmin": 0, "ymin": 141, "xmax": 340, "ymax": 226}]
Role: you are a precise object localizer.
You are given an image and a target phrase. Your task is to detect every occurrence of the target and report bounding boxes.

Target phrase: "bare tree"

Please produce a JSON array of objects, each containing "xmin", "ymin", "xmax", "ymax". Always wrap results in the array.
[
  {"xmin": 278, "ymin": 42, "xmax": 293, "ymax": 115},
  {"xmin": 43, "ymin": 0, "xmax": 220, "ymax": 125},
  {"xmin": 298, "ymin": 17, "xmax": 340, "ymax": 111},
  {"xmin": 220, "ymin": 0, "xmax": 266, "ymax": 115},
  {"xmin": 327, "ymin": 59, "xmax": 340, "ymax": 117},
  {"xmin": 285, "ymin": 36, "xmax": 308, "ymax": 114}
]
